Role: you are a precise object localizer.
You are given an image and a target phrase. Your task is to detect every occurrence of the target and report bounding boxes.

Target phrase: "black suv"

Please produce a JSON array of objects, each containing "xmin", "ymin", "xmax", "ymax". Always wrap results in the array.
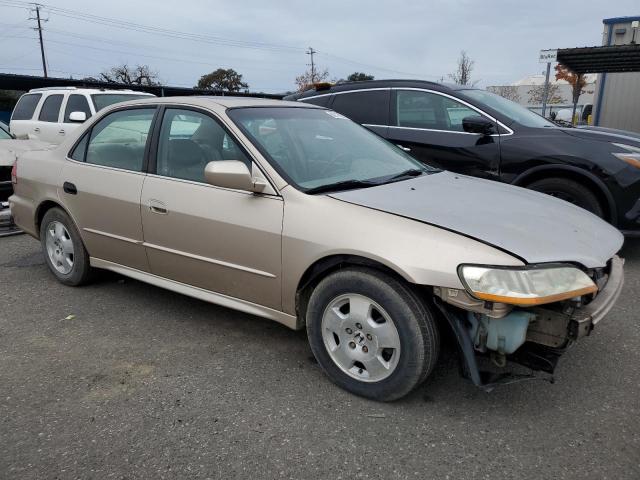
[{"xmin": 285, "ymin": 80, "xmax": 640, "ymax": 235}]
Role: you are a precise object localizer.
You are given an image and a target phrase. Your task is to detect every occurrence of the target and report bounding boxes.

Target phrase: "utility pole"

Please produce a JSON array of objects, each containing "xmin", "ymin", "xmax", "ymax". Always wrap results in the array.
[
  {"xmin": 306, "ymin": 47, "xmax": 316, "ymax": 83},
  {"xmin": 31, "ymin": 4, "xmax": 48, "ymax": 78}
]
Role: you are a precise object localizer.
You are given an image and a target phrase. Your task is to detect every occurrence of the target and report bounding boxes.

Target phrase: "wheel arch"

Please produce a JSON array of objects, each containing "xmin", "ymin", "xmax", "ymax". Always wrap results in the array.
[
  {"xmin": 511, "ymin": 164, "xmax": 617, "ymax": 225},
  {"xmin": 35, "ymin": 199, "xmax": 73, "ymax": 236},
  {"xmin": 295, "ymin": 254, "xmax": 419, "ymax": 326}
]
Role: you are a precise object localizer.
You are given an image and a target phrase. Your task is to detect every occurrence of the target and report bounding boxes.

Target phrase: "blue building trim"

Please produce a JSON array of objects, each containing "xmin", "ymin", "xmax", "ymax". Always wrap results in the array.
[{"xmin": 602, "ymin": 16, "xmax": 640, "ymax": 25}]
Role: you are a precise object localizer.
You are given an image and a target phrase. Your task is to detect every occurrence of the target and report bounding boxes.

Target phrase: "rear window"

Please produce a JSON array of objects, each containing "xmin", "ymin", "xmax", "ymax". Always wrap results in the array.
[
  {"xmin": 38, "ymin": 94, "xmax": 64, "ymax": 122},
  {"xmin": 302, "ymin": 95, "xmax": 332, "ymax": 107},
  {"xmin": 11, "ymin": 93, "xmax": 42, "ymax": 121},
  {"xmin": 91, "ymin": 94, "xmax": 152, "ymax": 112}
]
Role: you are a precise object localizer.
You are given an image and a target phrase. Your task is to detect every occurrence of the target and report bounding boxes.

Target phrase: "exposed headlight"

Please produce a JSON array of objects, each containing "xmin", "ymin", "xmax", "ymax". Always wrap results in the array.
[
  {"xmin": 458, "ymin": 264, "xmax": 597, "ymax": 306},
  {"xmin": 612, "ymin": 143, "xmax": 640, "ymax": 169}
]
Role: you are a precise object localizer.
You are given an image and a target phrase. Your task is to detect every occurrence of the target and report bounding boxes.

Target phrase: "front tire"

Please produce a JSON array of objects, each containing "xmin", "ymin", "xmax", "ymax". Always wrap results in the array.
[
  {"xmin": 527, "ymin": 177, "xmax": 604, "ymax": 218},
  {"xmin": 306, "ymin": 267, "xmax": 439, "ymax": 401},
  {"xmin": 40, "ymin": 207, "xmax": 93, "ymax": 286}
]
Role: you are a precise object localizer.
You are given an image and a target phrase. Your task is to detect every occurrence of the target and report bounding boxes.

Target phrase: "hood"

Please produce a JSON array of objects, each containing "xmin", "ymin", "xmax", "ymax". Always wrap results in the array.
[
  {"xmin": 0, "ymin": 139, "xmax": 55, "ymax": 166},
  {"xmin": 330, "ymin": 171, "xmax": 623, "ymax": 268},
  {"xmin": 561, "ymin": 126, "xmax": 640, "ymax": 146}
]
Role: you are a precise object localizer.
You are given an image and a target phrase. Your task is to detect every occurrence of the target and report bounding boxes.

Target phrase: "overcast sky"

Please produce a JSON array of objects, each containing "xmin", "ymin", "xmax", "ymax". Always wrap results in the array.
[{"xmin": 0, "ymin": 0, "xmax": 637, "ymax": 93}]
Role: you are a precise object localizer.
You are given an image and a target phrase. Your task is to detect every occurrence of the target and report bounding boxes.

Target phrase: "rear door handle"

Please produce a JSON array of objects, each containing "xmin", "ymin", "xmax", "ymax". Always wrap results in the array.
[
  {"xmin": 33, "ymin": 127, "xmax": 40, "ymax": 132},
  {"xmin": 58, "ymin": 129, "xmax": 65, "ymax": 135},
  {"xmin": 63, "ymin": 181, "xmax": 77, "ymax": 195},
  {"xmin": 148, "ymin": 200, "xmax": 168, "ymax": 215}
]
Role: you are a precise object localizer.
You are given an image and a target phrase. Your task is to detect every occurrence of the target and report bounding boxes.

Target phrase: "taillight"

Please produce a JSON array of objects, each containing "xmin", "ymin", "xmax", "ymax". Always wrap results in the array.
[{"xmin": 11, "ymin": 160, "xmax": 17, "ymax": 184}]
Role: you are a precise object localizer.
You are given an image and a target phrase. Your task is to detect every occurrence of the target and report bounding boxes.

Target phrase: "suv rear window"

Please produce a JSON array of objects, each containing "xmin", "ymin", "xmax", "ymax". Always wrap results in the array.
[
  {"xmin": 91, "ymin": 94, "xmax": 151, "ymax": 112},
  {"xmin": 38, "ymin": 94, "xmax": 64, "ymax": 122},
  {"xmin": 11, "ymin": 93, "xmax": 42, "ymax": 121}
]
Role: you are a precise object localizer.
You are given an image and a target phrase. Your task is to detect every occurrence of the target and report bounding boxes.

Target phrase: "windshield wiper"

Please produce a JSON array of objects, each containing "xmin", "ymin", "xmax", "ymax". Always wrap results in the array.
[
  {"xmin": 304, "ymin": 179, "xmax": 379, "ymax": 195},
  {"xmin": 383, "ymin": 168, "xmax": 426, "ymax": 183}
]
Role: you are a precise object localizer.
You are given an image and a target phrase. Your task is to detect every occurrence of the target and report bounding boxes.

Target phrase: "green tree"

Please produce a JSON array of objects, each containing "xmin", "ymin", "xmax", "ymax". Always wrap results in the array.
[
  {"xmin": 347, "ymin": 72, "xmax": 374, "ymax": 82},
  {"xmin": 196, "ymin": 68, "xmax": 248, "ymax": 92}
]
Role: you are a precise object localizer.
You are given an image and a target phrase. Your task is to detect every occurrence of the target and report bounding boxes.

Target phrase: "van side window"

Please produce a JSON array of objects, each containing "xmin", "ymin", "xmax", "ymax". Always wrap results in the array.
[
  {"xmin": 85, "ymin": 108, "xmax": 155, "ymax": 171},
  {"xmin": 11, "ymin": 93, "xmax": 42, "ymax": 121},
  {"xmin": 330, "ymin": 90, "xmax": 390, "ymax": 125},
  {"xmin": 64, "ymin": 94, "xmax": 92, "ymax": 123},
  {"xmin": 38, "ymin": 94, "xmax": 64, "ymax": 122}
]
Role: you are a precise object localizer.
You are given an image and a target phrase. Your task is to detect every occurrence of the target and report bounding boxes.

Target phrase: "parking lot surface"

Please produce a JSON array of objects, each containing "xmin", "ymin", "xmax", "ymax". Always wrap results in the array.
[{"xmin": 1, "ymin": 234, "xmax": 639, "ymax": 479}]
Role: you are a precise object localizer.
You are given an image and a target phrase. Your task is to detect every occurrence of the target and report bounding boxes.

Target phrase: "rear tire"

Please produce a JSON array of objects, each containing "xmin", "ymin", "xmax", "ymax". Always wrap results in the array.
[
  {"xmin": 306, "ymin": 267, "xmax": 439, "ymax": 401},
  {"xmin": 527, "ymin": 177, "xmax": 604, "ymax": 218},
  {"xmin": 40, "ymin": 207, "xmax": 93, "ymax": 286}
]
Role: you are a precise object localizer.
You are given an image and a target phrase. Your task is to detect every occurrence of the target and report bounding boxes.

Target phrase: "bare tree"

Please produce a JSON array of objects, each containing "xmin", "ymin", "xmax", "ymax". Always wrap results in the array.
[
  {"xmin": 99, "ymin": 64, "xmax": 160, "ymax": 86},
  {"xmin": 527, "ymin": 83, "xmax": 565, "ymax": 105},
  {"xmin": 487, "ymin": 85, "xmax": 521, "ymax": 103},
  {"xmin": 448, "ymin": 51, "xmax": 477, "ymax": 86},
  {"xmin": 295, "ymin": 67, "xmax": 329, "ymax": 92}
]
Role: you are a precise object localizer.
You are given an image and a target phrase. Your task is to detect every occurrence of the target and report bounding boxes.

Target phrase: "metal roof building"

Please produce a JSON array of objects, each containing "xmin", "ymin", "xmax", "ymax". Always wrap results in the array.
[{"xmin": 587, "ymin": 16, "xmax": 640, "ymax": 132}]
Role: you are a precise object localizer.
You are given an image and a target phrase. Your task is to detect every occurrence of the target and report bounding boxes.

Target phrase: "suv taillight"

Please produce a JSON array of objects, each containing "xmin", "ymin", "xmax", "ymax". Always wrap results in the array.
[{"xmin": 11, "ymin": 160, "xmax": 17, "ymax": 184}]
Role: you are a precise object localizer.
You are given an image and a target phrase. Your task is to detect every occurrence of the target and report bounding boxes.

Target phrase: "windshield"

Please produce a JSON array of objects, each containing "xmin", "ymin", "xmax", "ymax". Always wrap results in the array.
[
  {"xmin": 228, "ymin": 107, "xmax": 435, "ymax": 192},
  {"xmin": 91, "ymin": 94, "xmax": 152, "ymax": 112},
  {"xmin": 459, "ymin": 89, "xmax": 557, "ymax": 128}
]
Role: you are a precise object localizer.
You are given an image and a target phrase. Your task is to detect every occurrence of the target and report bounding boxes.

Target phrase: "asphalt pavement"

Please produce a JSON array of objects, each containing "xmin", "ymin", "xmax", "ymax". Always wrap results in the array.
[{"xmin": 1, "ymin": 234, "xmax": 639, "ymax": 479}]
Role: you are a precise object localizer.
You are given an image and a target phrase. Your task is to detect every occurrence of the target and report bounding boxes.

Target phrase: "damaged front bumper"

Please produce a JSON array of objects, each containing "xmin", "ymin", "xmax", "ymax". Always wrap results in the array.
[{"xmin": 434, "ymin": 255, "xmax": 625, "ymax": 389}]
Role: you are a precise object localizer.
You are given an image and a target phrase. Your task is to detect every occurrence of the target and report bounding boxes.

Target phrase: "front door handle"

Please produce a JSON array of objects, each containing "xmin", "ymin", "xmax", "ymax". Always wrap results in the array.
[
  {"xmin": 396, "ymin": 144, "xmax": 411, "ymax": 152},
  {"xmin": 33, "ymin": 127, "xmax": 40, "ymax": 133},
  {"xmin": 148, "ymin": 200, "xmax": 168, "ymax": 215},
  {"xmin": 63, "ymin": 181, "xmax": 77, "ymax": 195},
  {"xmin": 59, "ymin": 129, "xmax": 65, "ymax": 135}
]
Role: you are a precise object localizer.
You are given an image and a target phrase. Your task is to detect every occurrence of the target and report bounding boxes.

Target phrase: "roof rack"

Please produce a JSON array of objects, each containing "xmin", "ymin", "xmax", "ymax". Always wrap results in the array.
[{"xmin": 29, "ymin": 86, "xmax": 78, "ymax": 92}]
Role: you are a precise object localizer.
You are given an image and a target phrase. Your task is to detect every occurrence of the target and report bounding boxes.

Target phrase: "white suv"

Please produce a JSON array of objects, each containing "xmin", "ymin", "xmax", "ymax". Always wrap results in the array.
[{"xmin": 10, "ymin": 87, "xmax": 155, "ymax": 143}]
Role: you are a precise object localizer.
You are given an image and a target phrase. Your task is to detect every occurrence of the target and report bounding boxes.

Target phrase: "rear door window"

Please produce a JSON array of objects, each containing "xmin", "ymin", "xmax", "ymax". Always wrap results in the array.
[
  {"xmin": 329, "ymin": 90, "xmax": 390, "ymax": 125},
  {"xmin": 11, "ymin": 93, "xmax": 42, "ymax": 121},
  {"xmin": 85, "ymin": 108, "xmax": 155, "ymax": 171},
  {"xmin": 64, "ymin": 94, "xmax": 92, "ymax": 122},
  {"xmin": 38, "ymin": 94, "xmax": 64, "ymax": 122}
]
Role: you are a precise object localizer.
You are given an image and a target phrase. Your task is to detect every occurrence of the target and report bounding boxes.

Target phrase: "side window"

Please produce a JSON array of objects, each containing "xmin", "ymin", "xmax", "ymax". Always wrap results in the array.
[
  {"xmin": 330, "ymin": 90, "xmax": 389, "ymax": 125},
  {"xmin": 156, "ymin": 108, "xmax": 251, "ymax": 183},
  {"xmin": 70, "ymin": 133, "xmax": 89, "ymax": 161},
  {"xmin": 11, "ymin": 93, "xmax": 42, "ymax": 121},
  {"xmin": 395, "ymin": 90, "xmax": 481, "ymax": 132},
  {"xmin": 441, "ymin": 97, "xmax": 481, "ymax": 131},
  {"xmin": 64, "ymin": 94, "xmax": 92, "ymax": 123},
  {"xmin": 38, "ymin": 94, "xmax": 64, "ymax": 122},
  {"xmin": 302, "ymin": 95, "xmax": 332, "ymax": 107},
  {"xmin": 85, "ymin": 108, "xmax": 155, "ymax": 171}
]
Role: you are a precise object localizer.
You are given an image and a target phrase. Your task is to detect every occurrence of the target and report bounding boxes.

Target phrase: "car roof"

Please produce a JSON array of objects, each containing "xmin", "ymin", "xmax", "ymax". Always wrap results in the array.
[
  {"xmin": 285, "ymin": 79, "xmax": 471, "ymax": 100},
  {"xmin": 27, "ymin": 87, "xmax": 155, "ymax": 95},
  {"xmin": 106, "ymin": 96, "xmax": 319, "ymax": 111}
]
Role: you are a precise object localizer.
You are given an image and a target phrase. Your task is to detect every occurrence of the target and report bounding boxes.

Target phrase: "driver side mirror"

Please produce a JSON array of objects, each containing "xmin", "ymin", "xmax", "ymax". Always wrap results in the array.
[
  {"xmin": 204, "ymin": 160, "xmax": 266, "ymax": 193},
  {"xmin": 462, "ymin": 115, "xmax": 496, "ymax": 135},
  {"xmin": 69, "ymin": 111, "xmax": 87, "ymax": 123}
]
